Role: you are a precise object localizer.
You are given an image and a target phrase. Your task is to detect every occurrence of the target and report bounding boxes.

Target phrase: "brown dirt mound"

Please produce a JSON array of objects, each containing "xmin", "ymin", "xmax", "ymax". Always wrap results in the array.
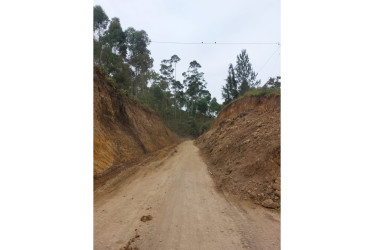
[
  {"xmin": 94, "ymin": 66, "xmax": 180, "ymax": 176},
  {"xmin": 195, "ymin": 94, "xmax": 280, "ymax": 209}
]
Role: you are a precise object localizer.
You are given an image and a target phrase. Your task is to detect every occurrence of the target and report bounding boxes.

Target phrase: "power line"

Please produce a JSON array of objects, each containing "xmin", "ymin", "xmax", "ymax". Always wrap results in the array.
[
  {"xmin": 151, "ymin": 41, "xmax": 280, "ymax": 45},
  {"xmin": 258, "ymin": 45, "xmax": 281, "ymax": 73}
]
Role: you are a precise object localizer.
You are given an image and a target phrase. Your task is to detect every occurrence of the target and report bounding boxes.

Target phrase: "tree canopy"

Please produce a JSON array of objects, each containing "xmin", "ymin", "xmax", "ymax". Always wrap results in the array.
[
  {"xmin": 236, "ymin": 50, "xmax": 261, "ymax": 92},
  {"xmin": 94, "ymin": 5, "xmax": 109, "ymax": 36},
  {"xmin": 93, "ymin": 5, "xmax": 280, "ymax": 138},
  {"xmin": 221, "ymin": 49, "xmax": 279, "ymax": 105},
  {"xmin": 222, "ymin": 63, "xmax": 239, "ymax": 104},
  {"xmin": 93, "ymin": 6, "xmax": 221, "ymax": 138}
]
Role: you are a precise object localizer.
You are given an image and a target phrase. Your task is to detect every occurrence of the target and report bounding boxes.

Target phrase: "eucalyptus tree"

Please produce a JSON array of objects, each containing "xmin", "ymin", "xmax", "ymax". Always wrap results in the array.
[
  {"xmin": 93, "ymin": 5, "xmax": 109, "ymax": 66},
  {"xmin": 182, "ymin": 60, "xmax": 209, "ymax": 116},
  {"xmin": 93, "ymin": 5, "xmax": 109, "ymax": 38},
  {"xmin": 100, "ymin": 17, "xmax": 127, "ymax": 72},
  {"xmin": 169, "ymin": 55, "xmax": 181, "ymax": 117},
  {"xmin": 170, "ymin": 54, "xmax": 181, "ymax": 79},
  {"xmin": 209, "ymin": 97, "xmax": 222, "ymax": 117},
  {"xmin": 125, "ymin": 27, "xmax": 153, "ymax": 96},
  {"xmin": 159, "ymin": 58, "xmax": 174, "ymax": 91}
]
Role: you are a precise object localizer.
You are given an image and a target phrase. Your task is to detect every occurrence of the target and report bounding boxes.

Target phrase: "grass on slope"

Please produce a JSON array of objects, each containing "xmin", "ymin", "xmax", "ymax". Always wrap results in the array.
[{"xmin": 243, "ymin": 87, "xmax": 280, "ymax": 97}]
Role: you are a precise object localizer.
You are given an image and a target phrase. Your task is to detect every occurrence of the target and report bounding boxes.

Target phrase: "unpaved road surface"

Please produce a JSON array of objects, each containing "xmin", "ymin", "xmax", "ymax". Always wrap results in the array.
[{"xmin": 94, "ymin": 141, "xmax": 280, "ymax": 250}]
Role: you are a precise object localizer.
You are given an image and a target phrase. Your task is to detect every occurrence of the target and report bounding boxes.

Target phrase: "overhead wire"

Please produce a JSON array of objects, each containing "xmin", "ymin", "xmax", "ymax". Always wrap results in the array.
[
  {"xmin": 269, "ymin": 55, "xmax": 280, "ymax": 76},
  {"xmin": 258, "ymin": 45, "xmax": 281, "ymax": 73},
  {"xmin": 151, "ymin": 41, "xmax": 280, "ymax": 45},
  {"xmin": 150, "ymin": 40, "xmax": 281, "ymax": 84}
]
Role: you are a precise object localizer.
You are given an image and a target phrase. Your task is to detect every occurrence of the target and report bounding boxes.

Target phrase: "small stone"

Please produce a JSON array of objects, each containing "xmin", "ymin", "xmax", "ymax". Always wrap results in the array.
[
  {"xmin": 262, "ymin": 199, "xmax": 278, "ymax": 209},
  {"xmin": 272, "ymin": 183, "xmax": 281, "ymax": 191},
  {"xmin": 249, "ymin": 191, "xmax": 256, "ymax": 198}
]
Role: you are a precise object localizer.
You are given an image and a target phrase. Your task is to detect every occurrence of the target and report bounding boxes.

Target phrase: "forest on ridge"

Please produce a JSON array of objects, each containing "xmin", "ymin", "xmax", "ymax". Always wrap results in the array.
[{"xmin": 94, "ymin": 5, "xmax": 280, "ymax": 138}]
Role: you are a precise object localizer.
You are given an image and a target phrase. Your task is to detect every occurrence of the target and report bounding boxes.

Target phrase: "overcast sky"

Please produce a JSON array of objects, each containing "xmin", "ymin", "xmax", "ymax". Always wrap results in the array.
[{"xmin": 93, "ymin": 0, "xmax": 280, "ymax": 103}]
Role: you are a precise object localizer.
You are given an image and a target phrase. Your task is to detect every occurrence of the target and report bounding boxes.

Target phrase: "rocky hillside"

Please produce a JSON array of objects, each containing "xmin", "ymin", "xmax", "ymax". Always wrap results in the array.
[
  {"xmin": 195, "ymin": 94, "xmax": 280, "ymax": 209},
  {"xmin": 94, "ymin": 66, "xmax": 180, "ymax": 176}
]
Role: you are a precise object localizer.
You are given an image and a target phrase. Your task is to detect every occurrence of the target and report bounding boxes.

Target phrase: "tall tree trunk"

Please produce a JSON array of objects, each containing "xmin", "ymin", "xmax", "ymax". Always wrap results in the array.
[{"xmin": 174, "ymin": 94, "xmax": 176, "ymax": 118}]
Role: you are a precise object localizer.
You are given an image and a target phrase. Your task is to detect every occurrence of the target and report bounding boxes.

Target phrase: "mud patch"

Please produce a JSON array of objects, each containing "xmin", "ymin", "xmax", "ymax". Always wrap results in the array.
[
  {"xmin": 120, "ymin": 230, "xmax": 140, "ymax": 250},
  {"xmin": 140, "ymin": 215, "xmax": 153, "ymax": 222}
]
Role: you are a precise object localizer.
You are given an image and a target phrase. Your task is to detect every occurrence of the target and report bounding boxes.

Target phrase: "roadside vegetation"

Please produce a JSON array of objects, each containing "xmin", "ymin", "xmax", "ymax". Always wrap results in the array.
[{"xmin": 94, "ymin": 5, "xmax": 280, "ymax": 138}]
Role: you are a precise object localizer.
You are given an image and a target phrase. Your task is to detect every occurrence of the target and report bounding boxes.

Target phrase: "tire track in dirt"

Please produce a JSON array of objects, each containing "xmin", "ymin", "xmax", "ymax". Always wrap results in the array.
[{"xmin": 94, "ymin": 141, "xmax": 279, "ymax": 250}]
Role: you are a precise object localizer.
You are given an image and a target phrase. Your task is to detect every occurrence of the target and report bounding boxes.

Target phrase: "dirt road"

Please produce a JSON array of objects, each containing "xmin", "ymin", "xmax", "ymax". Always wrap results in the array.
[{"xmin": 94, "ymin": 141, "xmax": 280, "ymax": 250}]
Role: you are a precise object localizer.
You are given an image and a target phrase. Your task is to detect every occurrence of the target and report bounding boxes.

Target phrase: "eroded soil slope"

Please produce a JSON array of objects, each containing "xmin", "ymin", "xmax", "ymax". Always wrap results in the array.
[
  {"xmin": 94, "ymin": 66, "xmax": 180, "ymax": 177},
  {"xmin": 195, "ymin": 94, "xmax": 280, "ymax": 209}
]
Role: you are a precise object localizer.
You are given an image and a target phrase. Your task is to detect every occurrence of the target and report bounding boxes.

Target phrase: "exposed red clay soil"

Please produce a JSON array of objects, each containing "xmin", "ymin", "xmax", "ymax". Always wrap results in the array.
[
  {"xmin": 94, "ymin": 66, "xmax": 180, "ymax": 186},
  {"xmin": 195, "ymin": 94, "xmax": 281, "ymax": 209}
]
